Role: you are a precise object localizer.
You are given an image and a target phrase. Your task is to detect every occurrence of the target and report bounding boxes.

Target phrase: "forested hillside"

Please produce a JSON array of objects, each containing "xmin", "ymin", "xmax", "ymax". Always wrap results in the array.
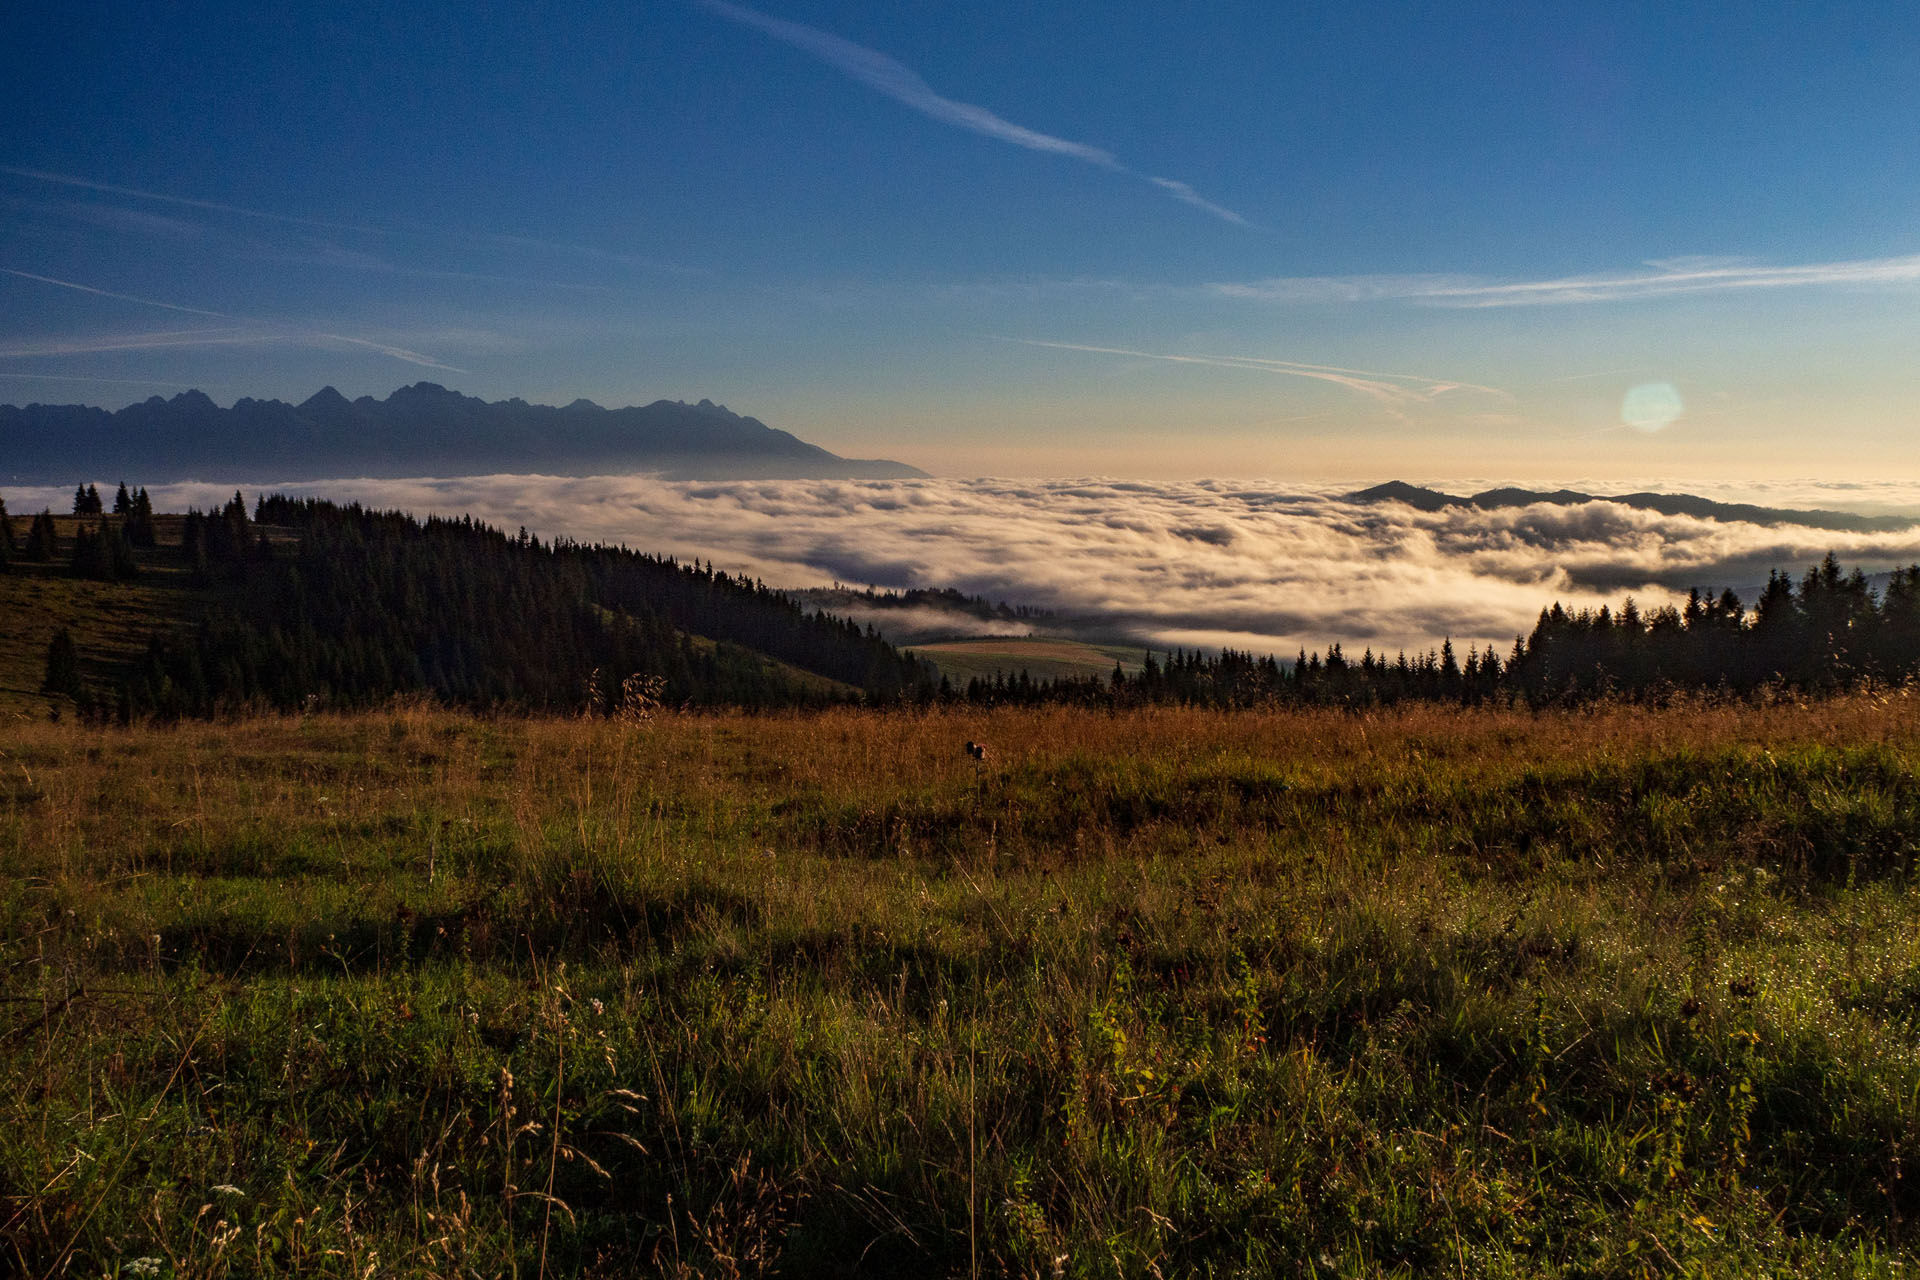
[{"xmin": 10, "ymin": 491, "xmax": 932, "ymax": 717}]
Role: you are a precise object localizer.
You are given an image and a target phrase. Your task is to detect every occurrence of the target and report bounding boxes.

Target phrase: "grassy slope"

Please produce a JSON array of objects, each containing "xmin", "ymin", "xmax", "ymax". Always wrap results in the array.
[
  {"xmin": 583, "ymin": 603, "xmax": 859, "ymax": 703},
  {"xmin": 0, "ymin": 516, "xmax": 210, "ymax": 721},
  {"xmin": 2, "ymin": 699, "xmax": 1919, "ymax": 1276},
  {"xmin": 915, "ymin": 637, "xmax": 1148, "ymax": 685},
  {"xmin": 689, "ymin": 633, "xmax": 859, "ymax": 700}
]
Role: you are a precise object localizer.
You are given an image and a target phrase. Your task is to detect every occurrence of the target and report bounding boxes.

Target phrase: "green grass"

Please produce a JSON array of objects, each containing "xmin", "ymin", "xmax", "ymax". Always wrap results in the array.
[{"xmin": 3, "ymin": 699, "xmax": 1919, "ymax": 1276}]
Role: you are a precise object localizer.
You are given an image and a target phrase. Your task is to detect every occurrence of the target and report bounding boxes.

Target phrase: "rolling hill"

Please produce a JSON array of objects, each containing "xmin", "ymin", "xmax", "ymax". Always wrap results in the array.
[{"xmin": 1348, "ymin": 480, "xmax": 1916, "ymax": 532}]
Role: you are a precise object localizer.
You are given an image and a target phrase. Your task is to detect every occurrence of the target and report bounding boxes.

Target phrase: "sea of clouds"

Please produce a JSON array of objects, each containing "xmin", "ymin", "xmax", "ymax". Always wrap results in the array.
[{"xmin": 16, "ymin": 475, "xmax": 1920, "ymax": 656}]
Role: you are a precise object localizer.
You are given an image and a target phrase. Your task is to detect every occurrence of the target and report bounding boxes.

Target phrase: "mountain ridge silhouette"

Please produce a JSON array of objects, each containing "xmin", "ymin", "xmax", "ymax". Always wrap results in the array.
[{"xmin": 0, "ymin": 382, "xmax": 928, "ymax": 481}]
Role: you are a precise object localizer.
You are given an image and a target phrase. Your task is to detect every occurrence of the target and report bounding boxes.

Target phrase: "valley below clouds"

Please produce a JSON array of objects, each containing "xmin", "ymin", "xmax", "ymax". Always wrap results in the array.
[{"xmin": 20, "ymin": 475, "xmax": 1920, "ymax": 656}]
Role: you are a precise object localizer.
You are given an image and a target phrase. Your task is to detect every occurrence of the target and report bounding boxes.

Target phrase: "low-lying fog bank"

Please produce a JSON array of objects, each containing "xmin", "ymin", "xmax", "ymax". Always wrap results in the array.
[{"xmin": 13, "ymin": 475, "xmax": 1920, "ymax": 656}]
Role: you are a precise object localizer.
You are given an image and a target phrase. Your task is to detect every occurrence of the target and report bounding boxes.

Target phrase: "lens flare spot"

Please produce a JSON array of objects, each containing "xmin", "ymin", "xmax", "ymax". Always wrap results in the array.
[{"xmin": 1621, "ymin": 381, "xmax": 1683, "ymax": 433}]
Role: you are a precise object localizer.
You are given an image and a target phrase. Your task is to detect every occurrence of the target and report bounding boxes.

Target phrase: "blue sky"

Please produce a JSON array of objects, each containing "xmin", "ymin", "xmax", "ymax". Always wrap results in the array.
[{"xmin": 4, "ymin": 1, "xmax": 1919, "ymax": 480}]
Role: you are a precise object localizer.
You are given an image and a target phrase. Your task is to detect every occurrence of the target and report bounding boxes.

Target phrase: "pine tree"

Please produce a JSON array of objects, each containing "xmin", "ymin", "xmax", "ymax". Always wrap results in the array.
[
  {"xmin": 180, "ymin": 509, "xmax": 210, "ymax": 581},
  {"xmin": 70, "ymin": 525, "xmax": 110, "ymax": 579},
  {"xmin": 220, "ymin": 492, "xmax": 250, "ymax": 559},
  {"xmin": 113, "ymin": 482, "xmax": 133, "ymax": 516},
  {"xmin": 107, "ymin": 523, "xmax": 139, "ymax": 580},
  {"xmin": 42, "ymin": 628, "xmax": 81, "ymax": 698},
  {"xmin": 73, "ymin": 485, "xmax": 89, "ymax": 516},
  {"xmin": 25, "ymin": 510, "xmax": 57, "ymax": 561},
  {"xmin": 128, "ymin": 488, "xmax": 157, "ymax": 548}
]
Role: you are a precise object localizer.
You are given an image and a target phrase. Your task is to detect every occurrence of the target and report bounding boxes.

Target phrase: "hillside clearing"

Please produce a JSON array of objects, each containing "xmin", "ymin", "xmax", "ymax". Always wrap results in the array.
[{"xmin": 916, "ymin": 636, "xmax": 1148, "ymax": 685}]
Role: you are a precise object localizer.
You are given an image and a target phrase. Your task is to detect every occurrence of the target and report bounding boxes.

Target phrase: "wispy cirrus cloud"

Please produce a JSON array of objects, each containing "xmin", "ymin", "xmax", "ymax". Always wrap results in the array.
[
  {"xmin": 1, "ymin": 268, "xmax": 230, "ymax": 319},
  {"xmin": 8, "ymin": 197, "xmax": 211, "ymax": 242},
  {"xmin": 0, "ymin": 328, "xmax": 264, "ymax": 358},
  {"xmin": 0, "ymin": 268, "xmax": 466, "ymax": 372},
  {"xmin": 1146, "ymin": 177, "xmax": 1250, "ymax": 228},
  {"xmin": 0, "ymin": 166, "xmax": 698, "ymax": 276},
  {"xmin": 699, "ymin": 0, "xmax": 1117, "ymax": 166},
  {"xmin": 260, "ymin": 238, "xmax": 615, "ymax": 293},
  {"xmin": 996, "ymin": 336, "xmax": 1507, "ymax": 410},
  {"xmin": 0, "ymin": 370, "xmax": 198, "ymax": 389},
  {"xmin": 312, "ymin": 332, "xmax": 468, "ymax": 370},
  {"xmin": 0, "ymin": 165, "xmax": 385, "ymax": 235},
  {"xmin": 1211, "ymin": 252, "xmax": 1920, "ymax": 307},
  {"xmin": 1209, "ymin": 274, "xmax": 1481, "ymax": 304},
  {"xmin": 698, "ymin": 0, "xmax": 1252, "ymax": 227}
]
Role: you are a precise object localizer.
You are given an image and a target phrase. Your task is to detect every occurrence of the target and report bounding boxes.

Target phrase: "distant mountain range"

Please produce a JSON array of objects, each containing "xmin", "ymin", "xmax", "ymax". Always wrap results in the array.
[
  {"xmin": 1348, "ymin": 480, "xmax": 1916, "ymax": 533},
  {"xmin": 0, "ymin": 383, "xmax": 927, "ymax": 482}
]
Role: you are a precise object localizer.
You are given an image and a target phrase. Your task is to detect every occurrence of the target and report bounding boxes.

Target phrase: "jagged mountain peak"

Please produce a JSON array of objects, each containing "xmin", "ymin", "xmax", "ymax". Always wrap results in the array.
[{"xmin": 301, "ymin": 386, "xmax": 352, "ymax": 410}]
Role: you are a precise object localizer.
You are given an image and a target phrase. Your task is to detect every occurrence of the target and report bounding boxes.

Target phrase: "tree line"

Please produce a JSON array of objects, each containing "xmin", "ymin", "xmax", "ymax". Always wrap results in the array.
[
  {"xmin": 946, "ymin": 554, "xmax": 1920, "ymax": 709},
  {"xmin": 0, "ymin": 483, "xmax": 156, "ymax": 579}
]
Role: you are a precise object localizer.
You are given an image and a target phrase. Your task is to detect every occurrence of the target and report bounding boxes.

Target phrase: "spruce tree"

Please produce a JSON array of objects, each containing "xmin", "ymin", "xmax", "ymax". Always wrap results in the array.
[
  {"xmin": 73, "ymin": 485, "xmax": 89, "ymax": 516},
  {"xmin": 70, "ymin": 525, "xmax": 109, "ymax": 580},
  {"xmin": 42, "ymin": 629, "xmax": 81, "ymax": 699},
  {"xmin": 25, "ymin": 510, "xmax": 57, "ymax": 561},
  {"xmin": 113, "ymin": 482, "xmax": 132, "ymax": 516},
  {"xmin": 129, "ymin": 488, "xmax": 157, "ymax": 548},
  {"xmin": 180, "ymin": 509, "xmax": 210, "ymax": 581},
  {"xmin": 107, "ymin": 524, "xmax": 139, "ymax": 580}
]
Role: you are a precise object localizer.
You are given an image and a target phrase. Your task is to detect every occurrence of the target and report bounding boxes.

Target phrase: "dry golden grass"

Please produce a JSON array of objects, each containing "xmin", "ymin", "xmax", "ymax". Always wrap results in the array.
[{"xmin": 3, "ymin": 697, "xmax": 1919, "ymax": 1276}]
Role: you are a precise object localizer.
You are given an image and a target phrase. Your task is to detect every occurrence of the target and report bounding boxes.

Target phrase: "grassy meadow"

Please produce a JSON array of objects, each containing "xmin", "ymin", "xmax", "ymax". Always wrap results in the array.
[{"xmin": 3, "ymin": 697, "xmax": 1920, "ymax": 1276}]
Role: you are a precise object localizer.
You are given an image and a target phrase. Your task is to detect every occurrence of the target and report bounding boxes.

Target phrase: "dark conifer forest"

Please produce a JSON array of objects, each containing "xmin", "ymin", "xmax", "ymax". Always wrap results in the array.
[{"xmin": 114, "ymin": 495, "xmax": 932, "ymax": 716}]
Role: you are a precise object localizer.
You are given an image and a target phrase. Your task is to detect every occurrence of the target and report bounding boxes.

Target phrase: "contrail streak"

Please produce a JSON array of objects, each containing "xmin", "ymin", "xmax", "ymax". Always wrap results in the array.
[
  {"xmin": 1, "ymin": 267, "xmax": 466, "ymax": 372},
  {"xmin": 997, "ymin": 337, "xmax": 1506, "ymax": 407},
  {"xmin": 699, "ymin": 1, "xmax": 1252, "ymax": 226}
]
